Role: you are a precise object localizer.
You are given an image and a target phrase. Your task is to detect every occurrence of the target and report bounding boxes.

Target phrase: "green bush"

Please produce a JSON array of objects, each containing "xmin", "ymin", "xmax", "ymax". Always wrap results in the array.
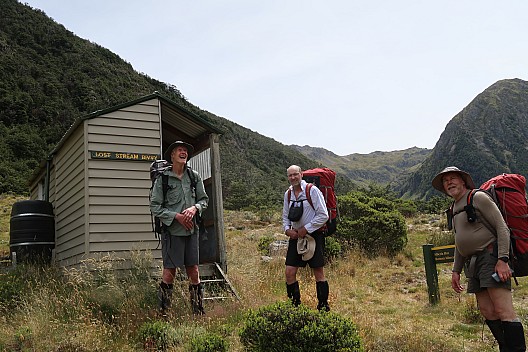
[
  {"xmin": 239, "ymin": 301, "xmax": 363, "ymax": 352},
  {"xmin": 324, "ymin": 236, "xmax": 342, "ymax": 262},
  {"xmin": 416, "ymin": 195, "xmax": 452, "ymax": 214},
  {"xmin": 337, "ymin": 193, "xmax": 407, "ymax": 257},
  {"xmin": 258, "ymin": 235, "xmax": 275, "ymax": 255},
  {"xmin": 394, "ymin": 199, "xmax": 418, "ymax": 217},
  {"xmin": 188, "ymin": 332, "xmax": 229, "ymax": 352},
  {"xmin": 427, "ymin": 229, "xmax": 455, "ymax": 247},
  {"xmin": 137, "ymin": 320, "xmax": 179, "ymax": 351}
]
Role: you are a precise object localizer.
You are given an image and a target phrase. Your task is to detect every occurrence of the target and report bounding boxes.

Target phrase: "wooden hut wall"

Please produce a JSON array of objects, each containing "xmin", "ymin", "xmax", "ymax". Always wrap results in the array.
[
  {"xmin": 53, "ymin": 125, "xmax": 87, "ymax": 266},
  {"xmin": 85, "ymin": 98, "xmax": 161, "ymax": 259}
]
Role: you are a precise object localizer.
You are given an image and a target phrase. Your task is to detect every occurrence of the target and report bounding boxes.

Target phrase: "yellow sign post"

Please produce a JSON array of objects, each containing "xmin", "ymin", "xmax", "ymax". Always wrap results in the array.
[{"xmin": 423, "ymin": 244, "xmax": 455, "ymax": 305}]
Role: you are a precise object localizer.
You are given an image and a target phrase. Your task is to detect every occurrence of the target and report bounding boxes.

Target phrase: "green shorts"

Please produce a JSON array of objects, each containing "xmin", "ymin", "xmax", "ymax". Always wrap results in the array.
[{"xmin": 464, "ymin": 250, "xmax": 511, "ymax": 293}]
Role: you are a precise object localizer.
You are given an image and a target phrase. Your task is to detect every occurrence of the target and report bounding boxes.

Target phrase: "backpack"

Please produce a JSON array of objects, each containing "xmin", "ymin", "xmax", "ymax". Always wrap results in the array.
[
  {"xmin": 149, "ymin": 159, "xmax": 204, "ymax": 241},
  {"xmin": 288, "ymin": 167, "xmax": 339, "ymax": 235},
  {"xmin": 448, "ymin": 173, "xmax": 528, "ymax": 277}
]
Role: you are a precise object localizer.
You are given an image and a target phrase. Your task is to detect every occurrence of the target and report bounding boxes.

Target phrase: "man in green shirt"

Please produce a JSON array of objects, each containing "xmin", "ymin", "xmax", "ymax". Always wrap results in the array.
[{"xmin": 150, "ymin": 141, "xmax": 209, "ymax": 314}]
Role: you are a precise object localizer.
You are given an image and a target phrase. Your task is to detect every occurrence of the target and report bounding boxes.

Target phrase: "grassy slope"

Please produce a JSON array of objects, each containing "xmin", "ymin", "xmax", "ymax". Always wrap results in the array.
[
  {"xmin": 1, "ymin": 197, "xmax": 527, "ymax": 351},
  {"xmin": 226, "ymin": 211, "xmax": 528, "ymax": 351},
  {"xmin": 0, "ymin": 195, "xmax": 26, "ymax": 258}
]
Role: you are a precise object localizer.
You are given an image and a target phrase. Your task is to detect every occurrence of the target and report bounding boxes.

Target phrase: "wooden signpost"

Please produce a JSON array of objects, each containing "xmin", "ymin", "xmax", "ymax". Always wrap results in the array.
[{"xmin": 422, "ymin": 244, "xmax": 455, "ymax": 305}]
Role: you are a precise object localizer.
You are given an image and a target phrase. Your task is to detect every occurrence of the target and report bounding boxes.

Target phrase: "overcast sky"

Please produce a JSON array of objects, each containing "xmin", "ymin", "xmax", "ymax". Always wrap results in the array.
[{"xmin": 23, "ymin": 1, "xmax": 528, "ymax": 155}]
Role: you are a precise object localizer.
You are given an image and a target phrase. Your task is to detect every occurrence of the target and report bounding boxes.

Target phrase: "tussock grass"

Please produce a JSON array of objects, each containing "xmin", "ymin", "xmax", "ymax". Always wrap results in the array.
[{"xmin": 1, "ymin": 200, "xmax": 527, "ymax": 351}]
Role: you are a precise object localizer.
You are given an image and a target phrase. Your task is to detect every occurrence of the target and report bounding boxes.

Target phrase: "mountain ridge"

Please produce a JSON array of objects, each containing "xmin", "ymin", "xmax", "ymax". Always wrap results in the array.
[{"xmin": 290, "ymin": 145, "xmax": 431, "ymax": 188}]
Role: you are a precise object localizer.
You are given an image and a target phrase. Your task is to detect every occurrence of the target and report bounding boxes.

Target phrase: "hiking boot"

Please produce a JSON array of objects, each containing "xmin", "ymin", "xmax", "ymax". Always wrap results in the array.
[
  {"xmin": 316, "ymin": 280, "xmax": 330, "ymax": 311},
  {"xmin": 158, "ymin": 282, "xmax": 173, "ymax": 312},
  {"xmin": 286, "ymin": 281, "xmax": 301, "ymax": 306},
  {"xmin": 189, "ymin": 283, "xmax": 206, "ymax": 315}
]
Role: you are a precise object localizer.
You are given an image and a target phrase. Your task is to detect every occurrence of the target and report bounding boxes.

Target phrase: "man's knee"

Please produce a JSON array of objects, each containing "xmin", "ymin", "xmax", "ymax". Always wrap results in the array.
[
  {"xmin": 162, "ymin": 268, "xmax": 176, "ymax": 283},
  {"xmin": 285, "ymin": 266, "xmax": 298, "ymax": 283},
  {"xmin": 313, "ymin": 267, "xmax": 325, "ymax": 281},
  {"xmin": 186, "ymin": 265, "xmax": 200, "ymax": 283}
]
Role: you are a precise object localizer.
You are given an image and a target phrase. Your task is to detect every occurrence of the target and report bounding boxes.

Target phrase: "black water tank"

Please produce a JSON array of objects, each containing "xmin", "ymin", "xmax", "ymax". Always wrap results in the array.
[{"xmin": 10, "ymin": 200, "xmax": 55, "ymax": 264}]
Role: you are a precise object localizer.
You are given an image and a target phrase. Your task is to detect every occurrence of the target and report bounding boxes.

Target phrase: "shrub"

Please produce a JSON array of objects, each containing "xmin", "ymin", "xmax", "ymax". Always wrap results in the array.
[
  {"xmin": 427, "ymin": 229, "xmax": 455, "ymax": 247},
  {"xmin": 239, "ymin": 301, "xmax": 363, "ymax": 352},
  {"xmin": 394, "ymin": 199, "xmax": 418, "ymax": 217},
  {"xmin": 324, "ymin": 236, "xmax": 342, "ymax": 262},
  {"xmin": 137, "ymin": 320, "xmax": 179, "ymax": 351},
  {"xmin": 337, "ymin": 193, "xmax": 407, "ymax": 257},
  {"xmin": 258, "ymin": 235, "xmax": 275, "ymax": 255},
  {"xmin": 188, "ymin": 332, "xmax": 229, "ymax": 352}
]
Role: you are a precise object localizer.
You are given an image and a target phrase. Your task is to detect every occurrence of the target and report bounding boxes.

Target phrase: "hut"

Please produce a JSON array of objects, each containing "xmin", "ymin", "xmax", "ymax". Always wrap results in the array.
[{"xmin": 28, "ymin": 93, "xmax": 226, "ymax": 277}]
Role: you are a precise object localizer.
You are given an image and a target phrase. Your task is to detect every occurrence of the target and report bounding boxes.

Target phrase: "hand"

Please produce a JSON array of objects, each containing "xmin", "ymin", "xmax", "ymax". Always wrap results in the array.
[
  {"xmin": 182, "ymin": 205, "xmax": 197, "ymax": 220},
  {"xmin": 451, "ymin": 272, "xmax": 464, "ymax": 293},
  {"xmin": 285, "ymin": 229, "xmax": 299, "ymax": 239},
  {"xmin": 176, "ymin": 212, "xmax": 194, "ymax": 230},
  {"xmin": 495, "ymin": 260, "xmax": 512, "ymax": 282},
  {"xmin": 296, "ymin": 227, "xmax": 308, "ymax": 238}
]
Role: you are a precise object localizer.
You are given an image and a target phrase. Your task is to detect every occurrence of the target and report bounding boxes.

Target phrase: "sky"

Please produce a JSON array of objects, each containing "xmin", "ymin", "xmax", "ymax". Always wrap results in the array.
[{"xmin": 22, "ymin": 1, "xmax": 528, "ymax": 155}]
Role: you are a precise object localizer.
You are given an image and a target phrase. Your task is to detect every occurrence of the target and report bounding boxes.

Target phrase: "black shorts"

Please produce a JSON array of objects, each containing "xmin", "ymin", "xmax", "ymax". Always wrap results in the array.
[
  {"xmin": 162, "ymin": 233, "xmax": 199, "ymax": 268},
  {"xmin": 464, "ymin": 250, "xmax": 511, "ymax": 293},
  {"xmin": 285, "ymin": 232, "xmax": 325, "ymax": 268}
]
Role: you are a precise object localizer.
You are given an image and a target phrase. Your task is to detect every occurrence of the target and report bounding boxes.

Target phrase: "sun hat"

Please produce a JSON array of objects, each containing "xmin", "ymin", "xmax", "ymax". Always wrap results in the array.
[
  {"xmin": 297, "ymin": 234, "xmax": 316, "ymax": 261},
  {"xmin": 164, "ymin": 140, "xmax": 194, "ymax": 161},
  {"xmin": 431, "ymin": 166, "xmax": 476, "ymax": 194}
]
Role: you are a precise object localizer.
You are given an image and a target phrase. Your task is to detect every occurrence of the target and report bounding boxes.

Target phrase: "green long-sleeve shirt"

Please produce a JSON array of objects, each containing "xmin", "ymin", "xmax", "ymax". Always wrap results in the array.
[{"xmin": 150, "ymin": 168, "xmax": 208, "ymax": 236}]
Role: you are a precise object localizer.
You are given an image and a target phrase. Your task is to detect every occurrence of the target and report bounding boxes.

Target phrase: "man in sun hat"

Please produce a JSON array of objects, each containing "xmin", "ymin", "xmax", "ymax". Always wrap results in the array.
[
  {"xmin": 282, "ymin": 165, "xmax": 330, "ymax": 311},
  {"xmin": 432, "ymin": 166, "xmax": 526, "ymax": 351},
  {"xmin": 150, "ymin": 140, "xmax": 209, "ymax": 315}
]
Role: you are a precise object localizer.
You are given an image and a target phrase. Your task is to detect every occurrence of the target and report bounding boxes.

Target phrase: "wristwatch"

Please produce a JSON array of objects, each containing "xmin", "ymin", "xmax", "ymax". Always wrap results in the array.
[{"xmin": 499, "ymin": 256, "xmax": 509, "ymax": 263}]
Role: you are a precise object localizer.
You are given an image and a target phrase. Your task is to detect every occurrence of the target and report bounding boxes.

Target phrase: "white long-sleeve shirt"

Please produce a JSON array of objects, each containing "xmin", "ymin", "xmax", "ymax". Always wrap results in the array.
[{"xmin": 282, "ymin": 180, "xmax": 329, "ymax": 234}]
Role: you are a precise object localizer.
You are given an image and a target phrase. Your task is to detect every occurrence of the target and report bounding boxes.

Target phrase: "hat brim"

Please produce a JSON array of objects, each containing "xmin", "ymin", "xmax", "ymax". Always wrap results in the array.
[
  {"xmin": 431, "ymin": 169, "xmax": 475, "ymax": 194},
  {"xmin": 164, "ymin": 141, "xmax": 194, "ymax": 161},
  {"xmin": 297, "ymin": 234, "xmax": 316, "ymax": 261}
]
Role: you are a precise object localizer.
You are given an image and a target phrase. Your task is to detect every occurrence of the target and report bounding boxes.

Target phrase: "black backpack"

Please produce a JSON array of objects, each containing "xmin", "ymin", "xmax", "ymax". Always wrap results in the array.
[{"xmin": 149, "ymin": 160, "xmax": 204, "ymax": 242}]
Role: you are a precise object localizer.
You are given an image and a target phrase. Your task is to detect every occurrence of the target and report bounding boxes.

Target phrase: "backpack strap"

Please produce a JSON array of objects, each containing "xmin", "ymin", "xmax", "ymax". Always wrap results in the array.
[
  {"xmin": 287, "ymin": 184, "xmax": 314, "ymax": 209},
  {"xmin": 448, "ymin": 189, "xmax": 478, "ymax": 232},
  {"xmin": 305, "ymin": 183, "xmax": 314, "ymax": 209},
  {"xmin": 185, "ymin": 166, "xmax": 206, "ymax": 234},
  {"xmin": 161, "ymin": 174, "xmax": 169, "ymax": 206},
  {"xmin": 186, "ymin": 166, "xmax": 197, "ymax": 193}
]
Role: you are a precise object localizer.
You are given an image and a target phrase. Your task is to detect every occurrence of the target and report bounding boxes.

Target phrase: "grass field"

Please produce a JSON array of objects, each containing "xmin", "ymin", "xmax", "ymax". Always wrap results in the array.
[{"xmin": 1, "ymin": 197, "xmax": 527, "ymax": 351}]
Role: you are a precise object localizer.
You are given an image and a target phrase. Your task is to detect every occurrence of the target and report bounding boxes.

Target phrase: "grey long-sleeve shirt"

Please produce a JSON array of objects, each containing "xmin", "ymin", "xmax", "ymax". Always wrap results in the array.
[{"xmin": 452, "ymin": 189, "xmax": 510, "ymax": 273}]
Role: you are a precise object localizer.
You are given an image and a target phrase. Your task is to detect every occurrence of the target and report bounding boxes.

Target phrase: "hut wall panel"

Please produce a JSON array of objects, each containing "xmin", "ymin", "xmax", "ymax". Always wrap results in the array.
[
  {"xmin": 53, "ymin": 125, "xmax": 86, "ymax": 261},
  {"xmin": 86, "ymin": 99, "xmax": 161, "ymax": 257}
]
